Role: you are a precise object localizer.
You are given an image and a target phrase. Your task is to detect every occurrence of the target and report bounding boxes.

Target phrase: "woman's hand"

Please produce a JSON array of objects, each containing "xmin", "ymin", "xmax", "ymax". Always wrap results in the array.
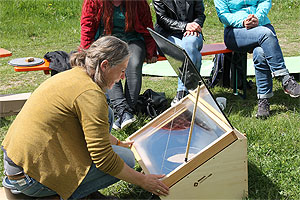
[
  {"xmin": 185, "ymin": 22, "xmax": 202, "ymax": 33},
  {"xmin": 141, "ymin": 174, "xmax": 169, "ymax": 196},
  {"xmin": 115, "ymin": 164, "xmax": 169, "ymax": 197},
  {"xmin": 146, "ymin": 56, "xmax": 158, "ymax": 64},
  {"xmin": 110, "ymin": 134, "xmax": 133, "ymax": 148},
  {"xmin": 184, "ymin": 30, "xmax": 200, "ymax": 37},
  {"xmin": 243, "ymin": 14, "xmax": 259, "ymax": 29},
  {"xmin": 118, "ymin": 140, "xmax": 134, "ymax": 148}
]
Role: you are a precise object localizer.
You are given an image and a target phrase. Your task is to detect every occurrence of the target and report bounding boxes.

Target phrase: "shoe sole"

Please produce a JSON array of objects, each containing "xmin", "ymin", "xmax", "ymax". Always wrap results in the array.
[
  {"xmin": 121, "ymin": 117, "xmax": 136, "ymax": 129},
  {"xmin": 284, "ymin": 90, "xmax": 300, "ymax": 98}
]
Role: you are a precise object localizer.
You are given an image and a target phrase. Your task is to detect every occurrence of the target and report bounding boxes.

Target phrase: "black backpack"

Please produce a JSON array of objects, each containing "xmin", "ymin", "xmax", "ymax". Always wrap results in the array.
[
  {"xmin": 208, "ymin": 53, "xmax": 252, "ymax": 90},
  {"xmin": 136, "ymin": 89, "xmax": 169, "ymax": 119},
  {"xmin": 208, "ymin": 53, "xmax": 225, "ymax": 88}
]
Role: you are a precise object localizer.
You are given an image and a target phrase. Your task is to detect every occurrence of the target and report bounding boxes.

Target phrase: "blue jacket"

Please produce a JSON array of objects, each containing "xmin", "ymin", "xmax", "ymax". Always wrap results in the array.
[{"xmin": 214, "ymin": 0, "xmax": 272, "ymax": 27}]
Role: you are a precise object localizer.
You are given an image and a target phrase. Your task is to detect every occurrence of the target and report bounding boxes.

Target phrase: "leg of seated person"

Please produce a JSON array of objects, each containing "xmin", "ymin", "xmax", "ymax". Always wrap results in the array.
[
  {"xmin": 107, "ymin": 81, "xmax": 127, "ymax": 116},
  {"xmin": 107, "ymin": 40, "xmax": 144, "ymax": 130},
  {"xmin": 69, "ymin": 146, "xmax": 135, "ymax": 199},
  {"xmin": 168, "ymin": 34, "xmax": 203, "ymax": 71},
  {"xmin": 225, "ymin": 24, "xmax": 300, "ymax": 97},
  {"xmin": 253, "ymin": 47, "xmax": 273, "ymax": 99},
  {"xmin": 180, "ymin": 34, "xmax": 203, "ymax": 71},
  {"xmin": 224, "ymin": 24, "xmax": 289, "ymax": 76},
  {"xmin": 168, "ymin": 34, "xmax": 203, "ymax": 105},
  {"xmin": 253, "ymin": 47, "xmax": 272, "ymax": 118},
  {"xmin": 107, "ymin": 81, "xmax": 130, "ymax": 130},
  {"xmin": 125, "ymin": 40, "xmax": 146, "ymax": 111}
]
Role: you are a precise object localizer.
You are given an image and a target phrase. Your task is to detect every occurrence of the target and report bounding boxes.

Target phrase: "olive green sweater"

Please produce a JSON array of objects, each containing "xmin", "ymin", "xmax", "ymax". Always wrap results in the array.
[{"xmin": 2, "ymin": 67, "xmax": 124, "ymax": 199}]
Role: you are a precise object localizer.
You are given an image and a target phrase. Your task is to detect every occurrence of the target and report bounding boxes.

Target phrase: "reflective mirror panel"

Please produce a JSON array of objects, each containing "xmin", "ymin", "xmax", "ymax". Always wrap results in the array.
[
  {"xmin": 132, "ymin": 97, "xmax": 227, "ymax": 175},
  {"xmin": 147, "ymin": 28, "xmax": 231, "ymax": 127}
]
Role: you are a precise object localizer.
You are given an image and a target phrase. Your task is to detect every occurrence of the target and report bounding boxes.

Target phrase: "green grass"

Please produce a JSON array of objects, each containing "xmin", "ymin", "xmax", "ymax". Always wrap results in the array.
[{"xmin": 1, "ymin": 0, "xmax": 300, "ymax": 199}]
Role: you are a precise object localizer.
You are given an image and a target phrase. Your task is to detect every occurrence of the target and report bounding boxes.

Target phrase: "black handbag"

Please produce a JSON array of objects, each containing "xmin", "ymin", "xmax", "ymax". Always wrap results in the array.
[{"xmin": 136, "ymin": 89, "xmax": 169, "ymax": 119}]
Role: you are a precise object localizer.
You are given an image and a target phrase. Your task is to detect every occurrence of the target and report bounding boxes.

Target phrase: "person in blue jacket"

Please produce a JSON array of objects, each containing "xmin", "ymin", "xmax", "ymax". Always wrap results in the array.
[{"xmin": 214, "ymin": 0, "xmax": 300, "ymax": 118}]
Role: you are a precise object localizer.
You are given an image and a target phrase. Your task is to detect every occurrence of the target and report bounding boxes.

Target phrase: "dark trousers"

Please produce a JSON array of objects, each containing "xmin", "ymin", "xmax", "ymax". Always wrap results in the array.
[{"xmin": 107, "ymin": 40, "xmax": 146, "ymax": 116}]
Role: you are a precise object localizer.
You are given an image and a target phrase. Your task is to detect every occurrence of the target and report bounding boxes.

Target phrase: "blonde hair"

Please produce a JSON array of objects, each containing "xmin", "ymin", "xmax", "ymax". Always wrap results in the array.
[{"xmin": 70, "ymin": 36, "xmax": 130, "ymax": 88}]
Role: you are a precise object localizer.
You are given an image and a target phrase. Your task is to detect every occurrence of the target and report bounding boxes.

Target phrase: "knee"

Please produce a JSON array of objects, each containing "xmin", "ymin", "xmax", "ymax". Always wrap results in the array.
[
  {"xmin": 258, "ymin": 26, "xmax": 277, "ymax": 41},
  {"xmin": 123, "ymin": 148, "xmax": 135, "ymax": 168},
  {"xmin": 182, "ymin": 35, "xmax": 203, "ymax": 52},
  {"xmin": 113, "ymin": 146, "xmax": 136, "ymax": 168}
]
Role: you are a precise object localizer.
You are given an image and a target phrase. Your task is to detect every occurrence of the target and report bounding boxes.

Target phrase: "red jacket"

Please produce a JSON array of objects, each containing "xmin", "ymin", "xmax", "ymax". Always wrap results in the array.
[{"xmin": 80, "ymin": 0, "xmax": 157, "ymax": 59}]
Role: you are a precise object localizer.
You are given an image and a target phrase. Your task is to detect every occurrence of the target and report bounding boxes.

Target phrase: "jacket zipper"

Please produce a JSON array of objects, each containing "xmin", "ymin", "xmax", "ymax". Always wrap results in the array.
[{"xmin": 162, "ymin": 1, "xmax": 179, "ymax": 20}]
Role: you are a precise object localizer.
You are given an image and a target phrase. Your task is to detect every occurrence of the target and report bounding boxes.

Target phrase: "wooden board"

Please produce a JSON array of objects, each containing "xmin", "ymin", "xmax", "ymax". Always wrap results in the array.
[
  {"xmin": 13, "ymin": 59, "xmax": 50, "ymax": 74},
  {"xmin": 200, "ymin": 43, "xmax": 232, "ymax": 56},
  {"xmin": 0, "ymin": 93, "xmax": 31, "ymax": 117},
  {"xmin": 0, "ymin": 48, "xmax": 12, "ymax": 58}
]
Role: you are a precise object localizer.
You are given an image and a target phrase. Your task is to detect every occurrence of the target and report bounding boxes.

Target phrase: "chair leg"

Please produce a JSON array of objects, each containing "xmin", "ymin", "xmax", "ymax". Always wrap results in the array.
[
  {"xmin": 222, "ymin": 52, "xmax": 232, "ymax": 88},
  {"xmin": 241, "ymin": 53, "xmax": 247, "ymax": 99},
  {"xmin": 231, "ymin": 53, "xmax": 238, "ymax": 96}
]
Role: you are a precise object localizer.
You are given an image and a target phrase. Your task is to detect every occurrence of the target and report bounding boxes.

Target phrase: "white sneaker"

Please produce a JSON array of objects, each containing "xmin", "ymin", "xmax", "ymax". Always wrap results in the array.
[{"xmin": 120, "ymin": 112, "xmax": 136, "ymax": 129}]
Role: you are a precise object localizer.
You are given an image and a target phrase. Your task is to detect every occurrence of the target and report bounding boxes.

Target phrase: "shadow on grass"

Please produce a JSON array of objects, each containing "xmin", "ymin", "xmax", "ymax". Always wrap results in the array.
[
  {"xmin": 271, "ymin": 88, "xmax": 300, "ymax": 113},
  {"xmin": 101, "ymin": 166, "xmax": 155, "ymax": 199},
  {"xmin": 107, "ymin": 161, "xmax": 284, "ymax": 199},
  {"xmin": 211, "ymin": 78, "xmax": 300, "ymax": 118},
  {"xmin": 248, "ymin": 161, "xmax": 283, "ymax": 199},
  {"xmin": 211, "ymin": 85, "xmax": 258, "ymax": 118}
]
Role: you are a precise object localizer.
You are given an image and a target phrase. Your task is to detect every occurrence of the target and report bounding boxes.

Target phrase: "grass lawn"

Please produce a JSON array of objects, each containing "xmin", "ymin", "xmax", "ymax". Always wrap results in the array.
[{"xmin": 0, "ymin": 0, "xmax": 300, "ymax": 199}]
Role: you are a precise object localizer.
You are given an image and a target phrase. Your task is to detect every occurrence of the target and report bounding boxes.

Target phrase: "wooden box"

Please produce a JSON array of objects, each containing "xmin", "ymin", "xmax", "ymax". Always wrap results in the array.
[{"xmin": 127, "ymin": 85, "xmax": 248, "ymax": 199}]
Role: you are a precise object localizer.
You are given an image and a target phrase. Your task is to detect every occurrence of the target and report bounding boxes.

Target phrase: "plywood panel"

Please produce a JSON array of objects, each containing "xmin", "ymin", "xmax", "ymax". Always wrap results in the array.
[
  {"xmin": 161, "ymin": 137, "xmax": 248, "ymax": 199},
  {"xmin": 162, "ymin": 130, "xmax": 237, "ymax": 187},
  {"xmin": 0, "ymin": 93, "xmax": 31, "ymax": 117}
]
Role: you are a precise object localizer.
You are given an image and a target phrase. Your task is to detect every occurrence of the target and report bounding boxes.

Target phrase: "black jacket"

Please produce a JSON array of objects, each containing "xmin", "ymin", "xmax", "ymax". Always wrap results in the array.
[
  {"xmin": 153, "ymin": 0, "xmax": 206, "ymax": 37},
  {"xmin": 44, "ymin": 51, "xmax": 72, "ymax": 76}
]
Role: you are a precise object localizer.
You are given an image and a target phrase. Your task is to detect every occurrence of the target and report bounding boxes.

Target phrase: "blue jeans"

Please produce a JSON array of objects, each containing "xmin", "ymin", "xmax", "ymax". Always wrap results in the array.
[
  {"xmin": 167, "ymin": 33, "xmax": 203, "ymax": 92},
  {"xmin": 107, "ymin": 40, "xmax": 146, "ymax": 116},
  {"xmin": 69, "ymin": 145, "xmax": 135, "ymax": 199},
  {"xmin": 3, "ymin": 146, "xmax": 135, "ymax": 199},
  {"xmin": 2, "ymin": 174, "xmax": 57, "ymax": 197},
  {"xmin": 224, "ymin": 24, "xmax": 289, "ymax": 99}
]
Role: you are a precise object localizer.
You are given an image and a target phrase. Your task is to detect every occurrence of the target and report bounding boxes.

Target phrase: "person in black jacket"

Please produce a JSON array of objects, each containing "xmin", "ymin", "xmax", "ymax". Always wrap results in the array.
[{"xmin": 153, "ymin": 0, "xmax": 206, "ymax": 105}]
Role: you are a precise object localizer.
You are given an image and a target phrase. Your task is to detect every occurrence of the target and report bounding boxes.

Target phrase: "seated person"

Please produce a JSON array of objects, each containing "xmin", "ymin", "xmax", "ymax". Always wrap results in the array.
[
  {"xmin": 1, "ymin": 36, "xmax": 169, "ymax": 200},
  {"xmin": 214, "ymin": 0, "xmax": 300, "ymax": 118},
  {"xmin": 80, "ymin": 0, "xmax": 157, "ymax": 130},
  {"xmin": 153, "ymin": 0, "xmax": 206, "ymax": 105}
]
